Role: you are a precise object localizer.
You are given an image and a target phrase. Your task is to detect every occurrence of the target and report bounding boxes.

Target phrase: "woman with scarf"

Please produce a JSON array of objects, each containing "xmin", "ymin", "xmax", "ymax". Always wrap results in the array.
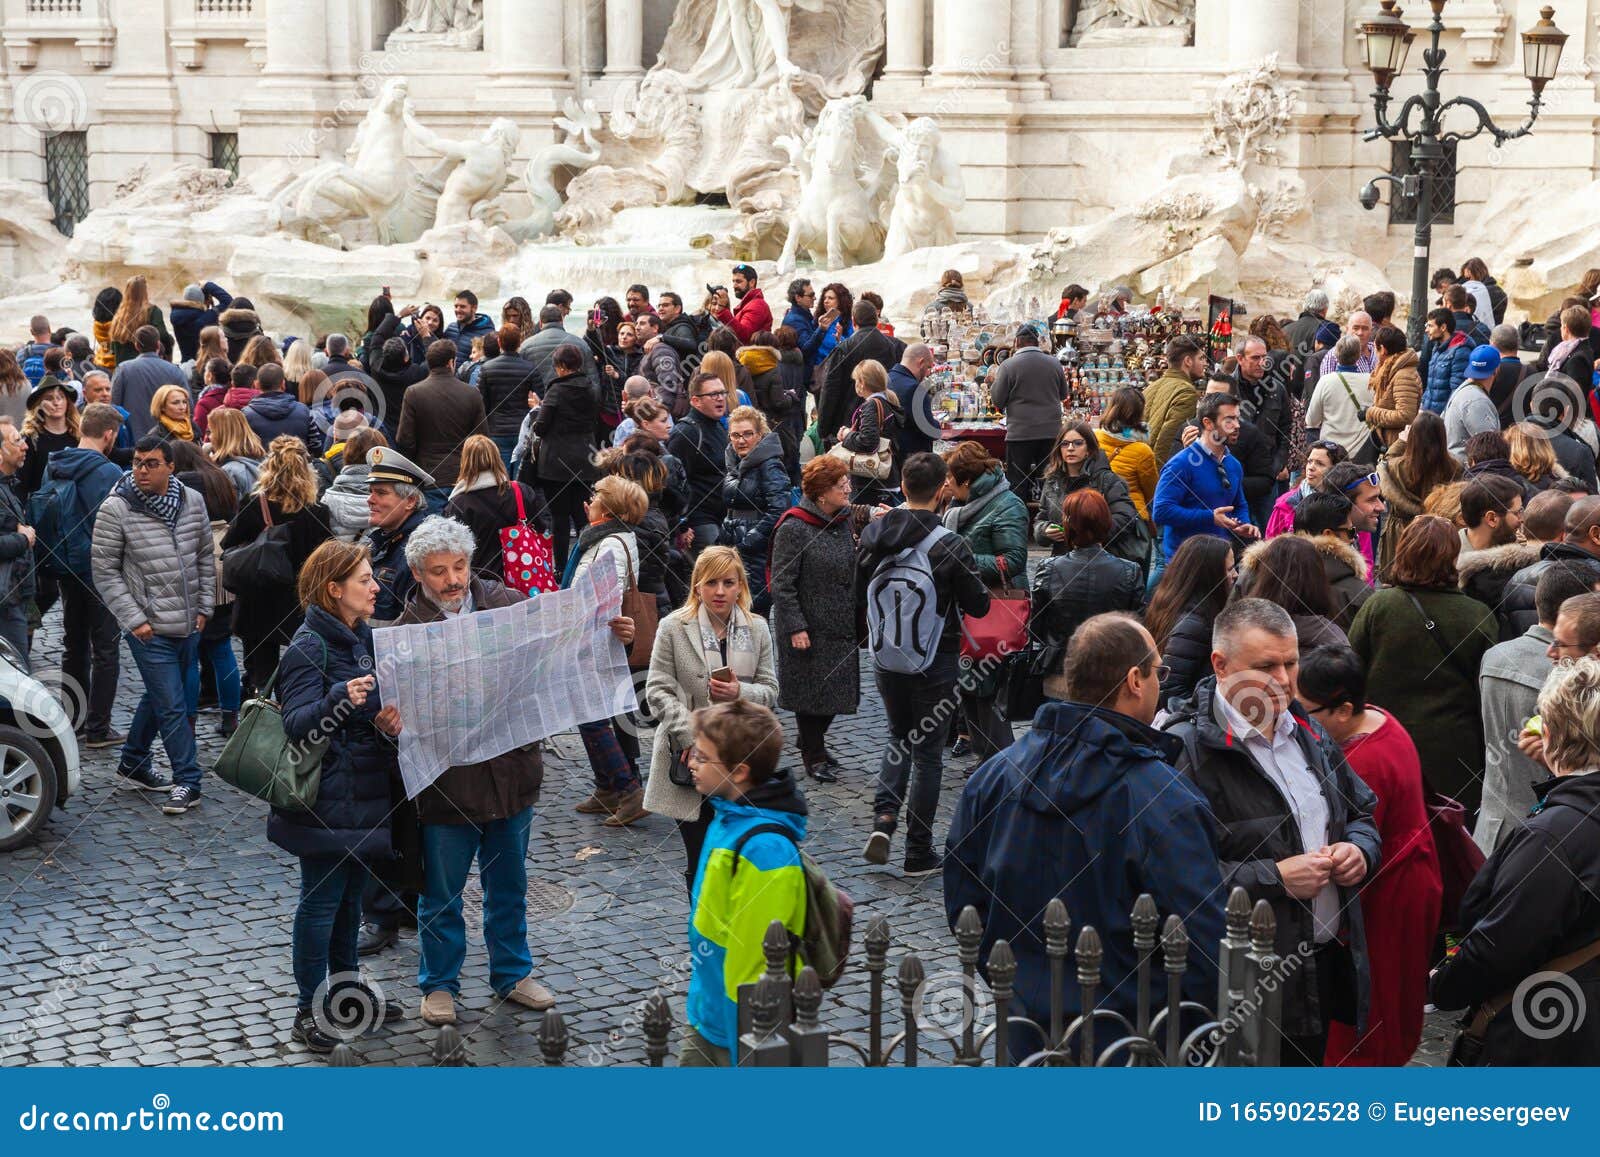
[
  {"xmin": 738, "ymin": 332, "xmax": 800, "ymax": 471},
  {"xmin": 720, "ymin": 406, "xmax": 791, "ymax": 614},
  {"xmin": 149, "ymin": 385, "xmax": 196, "ymax": 447},
  {"xmin": 563, "ymin": 476, "xmax": 649, "ymax": 828},
  {"xmin": 1266, "ymin": 439, "xmax": 1348, "ymax": 538},
  {"xmin": 643, "ymin": 545, "xmax": 780, "ymax": 893},
  {"xmin": 442, "ymin": 434, "xmax": 549, "ymax": 581},
  {"xmin": 941, "ymin": 439, "xmax": 1028, "ymax": 761}
]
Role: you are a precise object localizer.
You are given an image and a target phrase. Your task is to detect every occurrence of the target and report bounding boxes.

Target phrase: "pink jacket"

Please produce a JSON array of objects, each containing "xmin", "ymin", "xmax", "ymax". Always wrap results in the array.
[{"xmin": 1265, "ymin": 486, "xmax": 1376, "ymax": 586}]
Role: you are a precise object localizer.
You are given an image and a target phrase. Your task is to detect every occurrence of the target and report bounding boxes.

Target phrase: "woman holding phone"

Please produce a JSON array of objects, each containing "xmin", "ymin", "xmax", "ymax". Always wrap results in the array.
[{"xmin": 642, "ymin": 546, "xmax": 779, "ymax": 893}]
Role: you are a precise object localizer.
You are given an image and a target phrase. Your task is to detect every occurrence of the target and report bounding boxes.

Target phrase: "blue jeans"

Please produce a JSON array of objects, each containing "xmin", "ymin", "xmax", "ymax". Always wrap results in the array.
[
  {"xmin": 120, "ymin": 632, "xmax": 202, "ymax": 789},
  {"xmin": 872, "ymin": 651, "xmax": 960, "ymax": 856},
  {"xmin": 0, "ymin": 601, "xmax": 29, "ymax": 672},
  {"xmin": 293, "ymin": 854, "xmax": 366, "ymax": 1010},
  {"xmin": 184, "ymin": 635, "xmax": 241, "ymax": 716},
  {"xmin": 418, "ymin": 805, "xmax": 534, "ymax": 997},
  {"xmin": 491, "ymin": 433, "xmax": 519, "ymax": 472}
]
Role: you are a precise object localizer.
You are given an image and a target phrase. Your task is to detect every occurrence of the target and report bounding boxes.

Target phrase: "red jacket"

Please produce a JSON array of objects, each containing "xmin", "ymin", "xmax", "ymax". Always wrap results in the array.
[
  {"xmin": 715, "ymin": 288, "xmax": 773, "ymax": 343},
  {"xmin": 193, "ymin": 386, "xmax": 228, "ymax": 440}
]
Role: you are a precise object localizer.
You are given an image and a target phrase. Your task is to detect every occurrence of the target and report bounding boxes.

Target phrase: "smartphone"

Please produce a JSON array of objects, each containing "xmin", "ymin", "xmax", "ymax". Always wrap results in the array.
[{"xmin": 709, "ymin": 666, "xmax": 734, "ymax": 683}]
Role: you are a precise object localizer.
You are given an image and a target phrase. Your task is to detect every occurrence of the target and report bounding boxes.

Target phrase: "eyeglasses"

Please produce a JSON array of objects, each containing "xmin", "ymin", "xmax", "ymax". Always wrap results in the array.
[
  {"xmin": 131, "ymin": 458, "xmax": 166, "ymax": 471},
  {"xmin": 1060, "ymin": 438, "xmax": 1086, "ymax": 449},
  {"xmin": 729, "ymin": 430, "xmax": 757, "ymax": 441},
  {"xmin": 1339, "ymin": 472, "xmax": 1381, "ymax": 492},
  {"xmin": 1310, "ymin": 440, "xmax": 1343, "ymax": 455},
  {"xmin": 1153, "ymin": 665, "xmax": 1172, "ymax": 683},
  {"xmin": 696, "ymin": 390, "xmax": 727, "ymax": 401}
]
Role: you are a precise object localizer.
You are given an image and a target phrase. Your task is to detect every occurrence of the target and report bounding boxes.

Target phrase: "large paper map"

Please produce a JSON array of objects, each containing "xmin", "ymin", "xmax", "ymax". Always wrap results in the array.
[{"xmin": 371, "ymin": 566, "xmax": 634, "ymax": 799}]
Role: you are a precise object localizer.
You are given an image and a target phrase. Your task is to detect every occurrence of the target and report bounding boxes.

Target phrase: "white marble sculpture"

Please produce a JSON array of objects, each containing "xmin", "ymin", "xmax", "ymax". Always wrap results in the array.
[
  {"xmin": 1202, "ymin": 54, "xmax": 1299, "ymax": 169},
  {"xmin": 504, "ymin": 99, "xmax": 604, "ymax": 242},
  {"xmin": 657, "ymin": 0, "xmax": 882, "ymax": 97},
  {"xmin": 775, "ymin": 96, "xmax": 899, "ymax": 273},
  {"xmin": 882, "ymin": 118, "xmax": 964, "ymax": 261},
  {"xmin": 393, "ymin": 0, "xmax": 483, "ymax": 49},
  {"xmin": 403, "ymin": 110, "xmax": 520, "ymax": 230},
  {"xmin": 276, "ymin": 77, "xmax": 417, "ymax": 246},
  {"xmin": 1070, "ymin": 0, "xmax": 1194, "ymax": 45}
]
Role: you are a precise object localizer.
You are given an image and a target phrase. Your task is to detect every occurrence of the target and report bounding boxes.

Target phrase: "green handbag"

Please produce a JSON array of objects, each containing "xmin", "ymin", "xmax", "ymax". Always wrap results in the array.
[{"xmin": 211, "ymin": 639, "xmax": 330, "ymax": 812}]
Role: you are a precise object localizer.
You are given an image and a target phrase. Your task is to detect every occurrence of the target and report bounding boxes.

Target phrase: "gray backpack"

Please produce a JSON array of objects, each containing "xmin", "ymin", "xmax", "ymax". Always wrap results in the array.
[{"xmin": 866, "ymin": 525, "xmax": 953, "ymax": 674}]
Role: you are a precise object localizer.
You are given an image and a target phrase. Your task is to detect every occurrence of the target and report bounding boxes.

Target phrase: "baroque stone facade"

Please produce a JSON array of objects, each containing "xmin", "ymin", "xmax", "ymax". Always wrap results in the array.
[{"xmin": 0, "ymin": 0, "xmax": 1596, "ymax": 326}]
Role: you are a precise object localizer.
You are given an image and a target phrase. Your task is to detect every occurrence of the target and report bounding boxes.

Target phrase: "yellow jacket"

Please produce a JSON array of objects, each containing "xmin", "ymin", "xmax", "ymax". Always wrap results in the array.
[{"xmin": 1094, "ymin": 427, "xmax": 1158, "ymax": 522}]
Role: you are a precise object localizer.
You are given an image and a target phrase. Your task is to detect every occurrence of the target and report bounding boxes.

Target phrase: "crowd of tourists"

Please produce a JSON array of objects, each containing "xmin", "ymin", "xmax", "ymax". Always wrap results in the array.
[{"xmin": 10, "ymin": 260, "xmax": 1600, "ymax": 1067}]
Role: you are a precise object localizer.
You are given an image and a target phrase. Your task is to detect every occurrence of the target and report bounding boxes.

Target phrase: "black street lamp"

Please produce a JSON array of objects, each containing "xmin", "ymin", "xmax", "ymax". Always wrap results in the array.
[{"xmin": 1357, "ymin": 1, "xmax": 1568, "ymax": 346}]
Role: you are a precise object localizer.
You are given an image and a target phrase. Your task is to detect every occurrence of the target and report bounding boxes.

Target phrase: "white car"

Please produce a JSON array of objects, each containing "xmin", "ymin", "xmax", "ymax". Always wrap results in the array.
[{"xmin": 0, "ymin": 639, "xmax": 82, "ymax": 851}]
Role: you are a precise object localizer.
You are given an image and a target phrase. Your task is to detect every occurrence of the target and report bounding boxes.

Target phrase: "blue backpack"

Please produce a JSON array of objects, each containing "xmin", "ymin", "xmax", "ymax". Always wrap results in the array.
[
  {"xmin": 29, "ymin": 471, "xmax": 88, "ymax": 579},
  {"xmin": 18, "ymin": 343, "xmax": 50, "ymax": 387}
]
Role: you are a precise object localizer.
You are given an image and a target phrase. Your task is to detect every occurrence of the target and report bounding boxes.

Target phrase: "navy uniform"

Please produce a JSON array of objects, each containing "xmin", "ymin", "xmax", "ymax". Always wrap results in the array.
[{"xmin": 357, "ymin": 447, "xmax": 432, "ymax": 952}]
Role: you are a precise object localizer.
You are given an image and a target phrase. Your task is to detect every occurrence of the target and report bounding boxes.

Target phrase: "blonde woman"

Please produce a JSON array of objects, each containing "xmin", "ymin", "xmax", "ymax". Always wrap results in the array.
[
  {"xmin": 106, "ymin": 274, "xmax": 172, "ymax": 367},
  {"xmin": 150, "ymin": 384, "xmax": 195, "ymax": 444},
  {"xmin": 189, "ymin": 325, "xmax": 228, "ymax": 393},
  {"xmin": 643, "ymin": 545, "xmax": 779, "ymax": 892},
  {"xmin": 282, "ymin": 338, "xmax": 314, "ymax": 394},
  {"xmin": 206, "ymin": 406, "xmax": 266, "ymax": 503},
  {"xmin": 568, "ymin": 475, "xmax": 650, "ymax": 827},
  {"xmin": 1506, "ymin": 421, "xmax": 1566, "ymax": 493},
  {"xmin": 220, "ymin": 435, "xmax": 333, "ymax": 695},
  {"xmin": 836, "ymin": 358, "xmax": 901, "ymax": 504}
]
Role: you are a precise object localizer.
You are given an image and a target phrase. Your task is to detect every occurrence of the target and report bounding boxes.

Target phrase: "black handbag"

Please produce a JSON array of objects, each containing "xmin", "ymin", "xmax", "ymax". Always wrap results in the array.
[
  {"xmin": 999, "ymin": 648, "xmax": 1047, "ymax": 722},
  {"xmin": 222, "ymin": 495, "xmax": 295, "ymax": 594}
]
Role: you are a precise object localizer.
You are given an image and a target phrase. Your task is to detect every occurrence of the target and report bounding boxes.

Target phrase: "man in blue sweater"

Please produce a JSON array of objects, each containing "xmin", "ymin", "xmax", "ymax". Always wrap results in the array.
[{"xmin": 1151, "ymin": 392, "xmax": 1259, "ymax": 560}]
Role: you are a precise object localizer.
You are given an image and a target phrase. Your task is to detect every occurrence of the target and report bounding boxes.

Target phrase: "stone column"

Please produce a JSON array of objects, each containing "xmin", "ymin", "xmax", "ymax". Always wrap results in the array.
[
  {"xmin": 882, "ymin": 0, "xmax": 927, "ymax": 82},
  {"xmin": 582, "ymin": 0, "xmax": 606, "ymax": 80},
  {"xmin": 1224, "ymin": 0, "xmax": 1298, "ymax": 71},
  {"xmin": 931, "ymin": 0, "xmax": 1013, "ymax": 84},
  {"xmin": 261, "ymin": 0, "xmax": 330, "ymax": 81},
  {"xmin": 604, "ymin": 0, "xmax": 645, "ymax": 79},
  {"xmin": 486, "ymin": 0, "xmax": 570, "ymax": 85},
  {"xmin": 97, "ymin": 0, "xmax": 179, "ymax": 205}
]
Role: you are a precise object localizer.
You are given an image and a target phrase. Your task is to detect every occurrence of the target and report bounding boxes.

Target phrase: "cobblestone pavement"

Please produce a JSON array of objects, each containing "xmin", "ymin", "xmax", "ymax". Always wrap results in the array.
[{"xmin": 1, "ymin": 611, "xmax": 1453, "ymax": 1067}]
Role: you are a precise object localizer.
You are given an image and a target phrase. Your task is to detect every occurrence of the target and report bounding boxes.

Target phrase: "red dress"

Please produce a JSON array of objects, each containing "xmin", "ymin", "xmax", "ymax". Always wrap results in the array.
[{"xmin": 1326, "ymin": 710, "xmax": 1443, "ymax": 1066}]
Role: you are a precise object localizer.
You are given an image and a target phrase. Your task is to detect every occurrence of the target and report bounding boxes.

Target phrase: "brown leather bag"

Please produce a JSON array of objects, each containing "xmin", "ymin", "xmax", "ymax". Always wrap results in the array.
[{"xmin": 620, "ymin": 549, "xmax": 658, "ymax": 670}]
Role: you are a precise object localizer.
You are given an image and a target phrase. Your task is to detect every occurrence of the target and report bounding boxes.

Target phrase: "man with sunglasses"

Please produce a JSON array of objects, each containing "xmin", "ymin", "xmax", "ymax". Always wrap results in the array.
[
  {"xmin": 1323, "ymin": 459, "xmax": 1386, "ymax": 550},
  {"xmin": 1152, "ymin": 391, "xmax": 1259, "ymax": 562},
  {"xmin": 944, "ymin": 612, "xmax": 1226, "ymax": 1059}
]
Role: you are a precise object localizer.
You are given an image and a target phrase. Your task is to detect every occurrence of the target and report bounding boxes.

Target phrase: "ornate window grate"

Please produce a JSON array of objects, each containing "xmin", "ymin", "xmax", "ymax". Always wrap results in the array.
[
  {"xmin": 44, "ymin": 131, "xmax": 89, "ymax": 237},
  {"xmin": 195, "ymin": 0, "xmax": 252, "ymax": 12},
  {"xmin": 27, "ymin": 1, "xmax": 84, "ymax": 12},
  {"xmin": 1388, "ymin": 139, "xmax": 1457, "ymax": 227},
  {"xmin": 210, "ymin": 131, "xmax": 239, "ymax": 182}
]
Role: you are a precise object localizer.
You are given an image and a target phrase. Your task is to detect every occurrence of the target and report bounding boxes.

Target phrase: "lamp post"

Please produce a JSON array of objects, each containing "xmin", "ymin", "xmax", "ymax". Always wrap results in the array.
[{"xmin": 1356, "ymin": 1, "xmax": 1567, "ymax": 346}]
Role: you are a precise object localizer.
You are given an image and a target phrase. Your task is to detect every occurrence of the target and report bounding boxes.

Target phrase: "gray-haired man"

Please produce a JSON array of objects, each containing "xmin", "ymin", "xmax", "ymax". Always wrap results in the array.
[{"xmin": 1162, "ymin": 598, "xmax": 1380, "ymax": 1066}]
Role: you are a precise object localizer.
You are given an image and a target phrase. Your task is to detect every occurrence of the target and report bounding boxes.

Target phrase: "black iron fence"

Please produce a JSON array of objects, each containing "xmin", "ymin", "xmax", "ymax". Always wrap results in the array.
[{"xmin": 393, "ymin": 887, "xmax": 1283, "ymax": 1068}]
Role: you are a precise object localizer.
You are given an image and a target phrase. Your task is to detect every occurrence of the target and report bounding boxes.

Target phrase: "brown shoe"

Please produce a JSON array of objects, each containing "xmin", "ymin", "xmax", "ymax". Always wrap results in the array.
[
  {"xmin": 420, "ymin": 990, "xmax": 457, "ymax": 1026},
  {"xmin": 503, "ymin": 975, "xmax": 555, "ymax": 1011},
  {"xmin": 602, "ymin": 788, "xmax": 647, "ymax": 827},
  {"xmin": 575, "ymin": 789, "xmax": 620, "ymax": 815}
]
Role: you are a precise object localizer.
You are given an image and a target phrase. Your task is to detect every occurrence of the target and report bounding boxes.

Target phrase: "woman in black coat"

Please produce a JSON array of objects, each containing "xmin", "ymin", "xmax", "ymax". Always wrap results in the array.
[
  {"xmin": 605, "ymin": 444, "xmax": 675, "ymax": 614},
  {"xmin": 475, "ymin": 325, "xmax": 542, "ymax": 468},
  {"xmin": 769, "ymin": 456, "xmax": 862, "ymax": 781},
  {"xmin": 1028, "ymin": 490, "xmax": 1142, "ymax": 682},
  {"xmin": 1431, "ymin": 657, "xmax": 1600, "ymax": 1066},
  {"xmin": 220, "ymin": 437, "xmax": 333, "ymax": 696},
  {"xmin": 443, "ymin": 435, "xmax": 549, "ymax": 582},
  {"xmin": 272, "ymin": 540, "xmax": 402, "ymax": 1053},
  {"xmin": 528, "ymin": 348, "xmax": 600, "ymax": 572},
  {"xmin": 721, "ymin": 410, "xmax": 792, "ymax": 613},
  {"xmin": 1144, "ymin": 535, "xmax": 1238, "ymax": 711}
]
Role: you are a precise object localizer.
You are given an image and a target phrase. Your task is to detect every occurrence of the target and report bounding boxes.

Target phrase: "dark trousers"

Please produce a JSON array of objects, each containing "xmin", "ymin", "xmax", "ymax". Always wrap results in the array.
[
  {"xmin": 579, "ymin": 719, "xmax": 640, "ymax": 794},
  {"xmin": 1281, "ymin": 941, "xmax": 1348, "ymax": 1067},
  {"xmin": 242, "ymin": 638, "xmax": 280, "ymax": 700},
  {"xmin": 544, "ymin": 478, "xmax": 592, "ymax": 573},
  {"xmin": 121, "ymin": 632, "xmax": 202, "ymax": 790},
  {"xmin": 960, "ymin": 687, "xmax": 1014, "ymax": 760},
  {"xmin": 59, "ymin": 573, "xmax": 119, "ymax": 735},
  {"xmin": 0, "ymin": 601, "xmax": 29, "ymax": 675},
  {"xmin": 873, "ymin": 651, "xmax": 959, "ymax": 856},
  {"xmin": 293, "ymin": 854, "xmax": 365, "ymax": 1010},
  {"xmin": 1005, "ymin": 438, "xmax": 1056, "ymax": 507},
  {"xmin": 678, "ymin": 797, "xmax": 715, "ymax": 896},
  {"xmin": 685, "ymin": 520, "xmax": 721, "ymax": 560},
  {"xmin": 795, "ymin": 712, "xmax": 835, "ymax": 762}
]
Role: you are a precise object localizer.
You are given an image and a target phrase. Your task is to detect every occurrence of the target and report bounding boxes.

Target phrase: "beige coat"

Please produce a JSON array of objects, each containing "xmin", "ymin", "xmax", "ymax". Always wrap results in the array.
[{"xmin": 640, "ymin": 607, "xmax": 779, "ymax": 822}]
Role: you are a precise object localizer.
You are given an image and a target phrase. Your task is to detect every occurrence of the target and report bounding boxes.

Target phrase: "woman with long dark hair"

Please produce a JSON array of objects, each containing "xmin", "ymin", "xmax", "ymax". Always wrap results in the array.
[
  {"xmin": 1233, "ymin": 534, "xmax": 1348, "ymax": 653},
  {"xmin": 1378, "ymin": 411, "xmax": 1462, "ymax": 574},
  {"xmin": 1035, "ymin": 419, "xmax": 1144, "ymax": 569},
  {"xmin": 1094, "ymin": 387, "xmax": 1158, "ymax": 524},
  {"xmin": 1146, "ymin": 536, "xmax": 1238, "ymax": 710}
]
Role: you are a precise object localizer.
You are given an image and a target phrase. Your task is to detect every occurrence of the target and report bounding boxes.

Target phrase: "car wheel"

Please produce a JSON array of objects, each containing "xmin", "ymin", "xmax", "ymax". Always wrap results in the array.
[{"xmin": 0, "ymin": 726, "xmax": 59, "ymax": 852}]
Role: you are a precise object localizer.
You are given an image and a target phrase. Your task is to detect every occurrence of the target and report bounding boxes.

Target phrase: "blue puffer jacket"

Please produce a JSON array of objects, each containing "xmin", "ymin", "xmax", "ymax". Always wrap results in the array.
[
  {"xmin": 444, "ymin": 312, "xmax": 496, "ymax": 364},
  {"xmin": 268, "ymin": 604, "xmax": 397, "ymax": 861},
  {"xmin": 944, "ymin": 701, "xmax": 1226, "ymax": 1044},
  {"xmin": 1422, "ymin": 332, "xmax": 1471, "ymax": 414}
]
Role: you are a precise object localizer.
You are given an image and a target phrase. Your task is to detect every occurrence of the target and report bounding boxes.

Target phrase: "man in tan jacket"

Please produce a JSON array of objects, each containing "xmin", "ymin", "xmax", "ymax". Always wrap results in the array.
[{"xmin": 1144, "ymin": 334, "xmax": 1209, "ymax": 466}]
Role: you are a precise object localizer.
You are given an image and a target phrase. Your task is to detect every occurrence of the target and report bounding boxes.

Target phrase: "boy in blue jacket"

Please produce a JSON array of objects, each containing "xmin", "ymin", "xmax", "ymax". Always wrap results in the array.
[{"xmin": 682, "ymin": 699, "xmax": 808, "ymax": 1066}]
